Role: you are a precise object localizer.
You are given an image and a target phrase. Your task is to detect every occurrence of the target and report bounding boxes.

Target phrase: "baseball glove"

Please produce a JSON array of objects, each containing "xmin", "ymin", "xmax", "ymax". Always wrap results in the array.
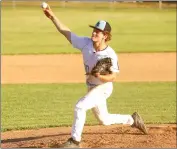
[{"xmin": 89, "ymin": 57, "xmax": 112, "ymax": 77}]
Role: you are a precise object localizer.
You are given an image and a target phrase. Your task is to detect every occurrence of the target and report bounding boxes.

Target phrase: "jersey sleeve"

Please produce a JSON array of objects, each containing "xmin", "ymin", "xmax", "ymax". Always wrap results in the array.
[
  {"xmin": 71, "ymin": 32, "xmax": 89, "ymax": 51},
  {"xmin": 110, "ymin": 53, "xmax": 120, "ymax": 73}
]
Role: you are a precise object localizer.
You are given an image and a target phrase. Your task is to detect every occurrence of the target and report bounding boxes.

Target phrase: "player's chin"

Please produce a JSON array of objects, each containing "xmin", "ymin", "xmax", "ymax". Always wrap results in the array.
[{"xmin": 91, "ymin": 37, "xmax": 97, "ymax": 42}]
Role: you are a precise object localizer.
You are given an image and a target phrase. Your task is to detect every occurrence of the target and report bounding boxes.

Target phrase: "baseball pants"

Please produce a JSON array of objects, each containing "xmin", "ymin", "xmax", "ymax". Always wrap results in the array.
[{"xmin": 71, "ymin": 82, "xmax": 134, "ymax": 142}]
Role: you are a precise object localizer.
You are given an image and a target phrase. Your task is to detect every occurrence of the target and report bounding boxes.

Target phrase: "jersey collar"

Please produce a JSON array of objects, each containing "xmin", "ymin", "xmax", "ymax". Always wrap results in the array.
[{"xmin": 93, "ymin": 45, "xmax": 108, "ymax": 53}]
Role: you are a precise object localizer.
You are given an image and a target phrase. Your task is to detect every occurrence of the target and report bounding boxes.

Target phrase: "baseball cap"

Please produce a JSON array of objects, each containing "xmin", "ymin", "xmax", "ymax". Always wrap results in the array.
[{"xmin": 89, "ymin": 20, "xmax": 111, "ymax": 33}]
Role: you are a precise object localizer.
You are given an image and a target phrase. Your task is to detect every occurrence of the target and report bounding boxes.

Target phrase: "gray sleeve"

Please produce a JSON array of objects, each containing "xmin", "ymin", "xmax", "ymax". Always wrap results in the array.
[{"xmin": 71, "ymin": 32, "xmax": 89, "ymax": 51}]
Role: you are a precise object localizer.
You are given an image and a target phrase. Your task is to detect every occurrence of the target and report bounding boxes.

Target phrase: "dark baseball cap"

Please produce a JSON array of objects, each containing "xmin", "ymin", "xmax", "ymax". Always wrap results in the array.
[{"xmin": 89, "ymin": 20, "xmax": 111, "ymax": 33}]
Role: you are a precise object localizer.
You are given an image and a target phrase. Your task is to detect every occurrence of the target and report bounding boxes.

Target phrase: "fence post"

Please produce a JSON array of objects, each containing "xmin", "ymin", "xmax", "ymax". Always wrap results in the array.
[
  {"xmin": 12, "ymin": 0, "xmax": 16, "ymax": 9},
  {"xmin": 159, "ymin": 0, "xmax": 162, "ymax": 9},
  {"xmin": 61, "ymin": 1, "xmax": 66, "ymax": 8}
]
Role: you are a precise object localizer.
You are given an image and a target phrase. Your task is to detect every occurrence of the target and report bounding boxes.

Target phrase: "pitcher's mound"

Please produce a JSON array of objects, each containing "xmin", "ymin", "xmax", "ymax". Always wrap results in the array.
[{"xmin": 1, "ymin": 124, "xmax": 176, "ymax": 148}]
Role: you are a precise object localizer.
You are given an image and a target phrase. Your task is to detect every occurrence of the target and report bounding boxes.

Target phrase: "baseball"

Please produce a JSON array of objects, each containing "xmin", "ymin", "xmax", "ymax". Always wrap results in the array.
[{"xmin": 41, "ymin": 2, "xmax": 48, "ymax": 9}]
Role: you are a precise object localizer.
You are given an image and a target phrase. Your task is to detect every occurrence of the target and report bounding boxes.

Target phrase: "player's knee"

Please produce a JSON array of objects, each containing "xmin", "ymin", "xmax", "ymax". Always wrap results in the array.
[
  {"xmin": 99, "ymin": 120, "xmax": 110, "ymax": 126},
  {"xmin": 75, "ymin": 102, "xmax": 87, "ymax": 112},
  {"xmin": 97, "ymin": 116, "xmax": 110, "ymax": 126}
]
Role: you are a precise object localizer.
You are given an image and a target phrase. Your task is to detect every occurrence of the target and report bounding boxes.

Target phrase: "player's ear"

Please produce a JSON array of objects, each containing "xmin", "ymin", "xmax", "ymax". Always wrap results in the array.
[
  {"xmin": 103, "ymin": 33, "xmax": 108, "ymax": 40},
  {"xmin": 104, "ymin": 32, "xmax": 111, "ymax": 42}
]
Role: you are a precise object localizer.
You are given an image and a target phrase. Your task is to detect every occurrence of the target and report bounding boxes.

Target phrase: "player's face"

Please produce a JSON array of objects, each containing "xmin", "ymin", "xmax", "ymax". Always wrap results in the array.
[{"xmin": 91, "ymin": 28, "xmax": 106, "ymax": 43}]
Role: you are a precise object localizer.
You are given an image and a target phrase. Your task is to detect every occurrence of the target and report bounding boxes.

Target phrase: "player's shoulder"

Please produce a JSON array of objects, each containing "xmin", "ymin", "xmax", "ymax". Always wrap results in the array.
[
  {"xmin": 106, "ymin": 46, "xmax": 116, "ymax": 53},
  {"xmin": 71, "ymin": 32, "xmax": 91, "ymax": 42},
  {"xmin": 106, "ymin": 46, "xmax": 117, "ymax": 58},
  {"xmin": 82, "ymin": 37, "xmax": 92, "ymax": 46},
  {"xmin": 82, "ymin": 37, "xmax": 93, "ymax": 49},
  {"xmin": 83, "ymin": 36, "xmax": 91, "ymax": 41}
]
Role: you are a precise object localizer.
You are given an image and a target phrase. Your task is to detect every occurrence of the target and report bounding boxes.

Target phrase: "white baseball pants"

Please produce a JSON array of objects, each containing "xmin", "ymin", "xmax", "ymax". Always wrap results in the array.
[{"xmin": 71, "ymin": 82, "xmax": 134, "ymax": 142}]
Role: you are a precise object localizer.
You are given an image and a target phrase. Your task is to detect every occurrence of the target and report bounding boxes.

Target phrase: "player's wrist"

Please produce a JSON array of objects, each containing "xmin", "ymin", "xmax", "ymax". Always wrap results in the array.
[
  {"xmin": 50, "ymin": 14, "xmax": 56, "ymax": 20},
  {"xmin": 94, "ymin": 73, "xmax": 100, "ymax": 78}
]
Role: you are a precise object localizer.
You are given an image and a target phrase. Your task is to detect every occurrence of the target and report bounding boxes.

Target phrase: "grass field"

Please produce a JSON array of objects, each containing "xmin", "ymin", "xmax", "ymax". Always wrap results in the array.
[
  {"xmin": 2, "ymin": 82, "xmax": 176, "ymax": 132},
  {"xmin": 2, "ymin": 5, "xmax": 176, "ymax": 54}
]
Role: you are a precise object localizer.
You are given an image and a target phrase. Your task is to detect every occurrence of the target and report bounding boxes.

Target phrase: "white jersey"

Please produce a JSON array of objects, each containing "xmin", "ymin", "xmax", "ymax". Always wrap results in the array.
[{"xmin": 71, "ymin": 33, "xmax": 119, "ymax": 87}]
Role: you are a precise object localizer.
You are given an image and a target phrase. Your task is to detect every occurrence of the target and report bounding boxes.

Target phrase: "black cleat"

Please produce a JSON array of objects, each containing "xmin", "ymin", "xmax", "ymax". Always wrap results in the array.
[
  {"xmin": 61, "ymin": 137, "xmax": 80, "ymax": 148},
  {"xmin": 131, "ymin": 112, "xmax": 148, "ymax": 135}
]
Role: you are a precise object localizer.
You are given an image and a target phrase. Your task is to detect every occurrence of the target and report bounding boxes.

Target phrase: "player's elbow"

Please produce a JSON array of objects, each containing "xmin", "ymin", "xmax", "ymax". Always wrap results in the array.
[
  {"xmin": 111, "ymin": 72, "xmax": 117, "ymax": 82},
  {"xmin": 61, "ymin": 30, "xmax": 72, "ymax": 44},
  {"xmin": 112, "ymin": 76, "xmax": 116, "ymax": 82}
]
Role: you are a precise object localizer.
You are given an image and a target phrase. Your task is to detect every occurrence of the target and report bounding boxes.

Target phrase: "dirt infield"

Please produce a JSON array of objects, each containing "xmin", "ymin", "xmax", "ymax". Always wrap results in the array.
[
  {"xmin": 1, "ymin": 124, "xmax": 176, "ymax": 148},
  {"xmin": 2, "ymin": 53, "xmax": 176, "ymax": 84},
  {"xmin": 1, "ymin": 53, "xmax": 176, "ymax": 148}
]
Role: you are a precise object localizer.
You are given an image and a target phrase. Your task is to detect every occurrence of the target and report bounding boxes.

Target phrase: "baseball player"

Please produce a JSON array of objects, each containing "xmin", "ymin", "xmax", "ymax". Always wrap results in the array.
[{"xmin": 42, "ymin": 4, "xmax": 148, "ymax": 148}]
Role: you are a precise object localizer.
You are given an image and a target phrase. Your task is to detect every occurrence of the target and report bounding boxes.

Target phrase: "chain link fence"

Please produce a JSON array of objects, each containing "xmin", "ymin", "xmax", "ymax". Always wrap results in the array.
[{"xmin": 1, "ymin": 0, "xmax": 176, "ymax": 9}]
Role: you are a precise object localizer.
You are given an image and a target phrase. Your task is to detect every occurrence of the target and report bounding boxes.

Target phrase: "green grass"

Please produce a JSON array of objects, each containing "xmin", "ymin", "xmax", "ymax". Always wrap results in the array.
[
  {"xmin": 2, "ymin": 6, "xmax": 176, "ymax": 54},
  {"xmin": 2, "ymin": 82, "xmax": 176, "ymax": 132}
]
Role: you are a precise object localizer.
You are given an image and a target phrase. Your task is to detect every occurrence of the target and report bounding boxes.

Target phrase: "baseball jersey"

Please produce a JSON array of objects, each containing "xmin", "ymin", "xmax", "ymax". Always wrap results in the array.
[{"xmin": 71, "ymin": 32, "xmax": 119, "ymax": 87}]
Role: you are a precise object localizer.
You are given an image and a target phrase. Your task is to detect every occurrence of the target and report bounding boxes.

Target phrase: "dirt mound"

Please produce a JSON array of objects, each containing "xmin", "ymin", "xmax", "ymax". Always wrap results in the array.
[{"xmin": 1, "ymin": 124, "xmax": 176, "ymax": 148}]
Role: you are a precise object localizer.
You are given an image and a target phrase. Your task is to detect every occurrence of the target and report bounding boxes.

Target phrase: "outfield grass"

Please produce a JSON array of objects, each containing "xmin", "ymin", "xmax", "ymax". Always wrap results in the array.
[
  {"xmin": 2, "ymin": 82, "xmax": 176, "ymax": 132},
  {"xmin": 2, "ymin": 6, "xmax": 176, "ymax": 54}
]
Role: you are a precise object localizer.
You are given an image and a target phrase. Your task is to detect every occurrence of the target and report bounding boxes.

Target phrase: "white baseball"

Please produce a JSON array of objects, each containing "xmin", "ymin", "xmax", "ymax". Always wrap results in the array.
[{"xmin": 41, "ymin": 2, "xmax": 48, "ymax": 9}]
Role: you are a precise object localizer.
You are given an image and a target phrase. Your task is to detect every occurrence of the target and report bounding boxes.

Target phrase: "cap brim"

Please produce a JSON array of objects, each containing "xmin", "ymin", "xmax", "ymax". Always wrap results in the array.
[
  {"xmin": 89, "ymin": 25, "xmax": 95, "ymax": 28},
  {"xmin": 89, "ymin": 25, "xmax": 104, "ymax": 32}
]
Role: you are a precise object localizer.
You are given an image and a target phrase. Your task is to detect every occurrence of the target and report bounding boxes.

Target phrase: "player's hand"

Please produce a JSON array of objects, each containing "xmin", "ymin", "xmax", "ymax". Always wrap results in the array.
[
  {"xmin": 42, "ymin": 4, "xmax": 55, "ymax": 20},
  {"xmin": 93, "ymin": 73, "xmax": 100, "ymax": 78}
]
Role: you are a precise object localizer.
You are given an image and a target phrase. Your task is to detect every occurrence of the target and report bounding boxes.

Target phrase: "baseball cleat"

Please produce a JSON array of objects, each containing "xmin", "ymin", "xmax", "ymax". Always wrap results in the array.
[
  {"xmin": 61, "ymin": 137, "xmax": 80, "ymax": 148},
  {"xmin": 131, "ymin": 112, "xmax": 148, "ymax": 135}
]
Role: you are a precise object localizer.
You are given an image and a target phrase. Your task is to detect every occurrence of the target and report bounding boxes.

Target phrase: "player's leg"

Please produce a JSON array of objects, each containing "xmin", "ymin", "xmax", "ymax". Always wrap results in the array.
[
  {"xmin": 71, "ymin": 84, "xmax": 110, "ymax": 143},
  {"xmin": 92, "ymin": 105, "xmax": 147, "ymax": 134},
  {"xmin": 91, "ymin": 84, "xmax": 134, "ymax": 126},
  {"xmin": 61, "ymin": 90, "xmax": 98, "ymax": 148},
  {"xmin": 92, "ymin": 103, "xmax": 134, "ymax": 126},
  {"xmin": 91, "ymin": 84, "xmax": 147, "ymax": 134}
]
